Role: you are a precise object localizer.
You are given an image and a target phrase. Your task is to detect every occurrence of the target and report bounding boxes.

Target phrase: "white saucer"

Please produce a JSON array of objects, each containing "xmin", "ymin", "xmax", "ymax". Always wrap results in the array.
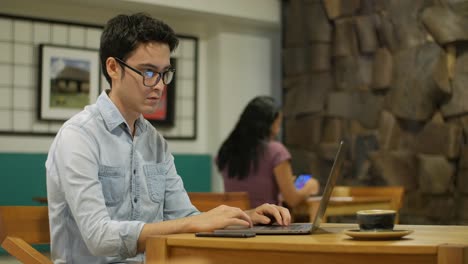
[{"xmin": 344, "ymin": 229, "xmax": 414, "ymax": 240}]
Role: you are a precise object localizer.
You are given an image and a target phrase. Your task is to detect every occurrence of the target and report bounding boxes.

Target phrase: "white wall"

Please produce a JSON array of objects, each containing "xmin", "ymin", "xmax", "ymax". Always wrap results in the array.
[
  {"xmin": 124, "ymin": 0, "xmax": 280, "ymax": 24},
  {"xmin": 206, "ymin": 31, "xmax": 281, "ymax": 190},
  {"xmin": 0, "ymin": 0, "xmax": 282, "ymax": 191}
]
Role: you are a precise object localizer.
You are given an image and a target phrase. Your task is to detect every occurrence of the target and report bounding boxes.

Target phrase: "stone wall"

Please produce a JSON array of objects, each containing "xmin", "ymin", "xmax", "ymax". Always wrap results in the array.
[{"xmin": 282, "ymin": 0, "xmax": 468, "ymax": 225}]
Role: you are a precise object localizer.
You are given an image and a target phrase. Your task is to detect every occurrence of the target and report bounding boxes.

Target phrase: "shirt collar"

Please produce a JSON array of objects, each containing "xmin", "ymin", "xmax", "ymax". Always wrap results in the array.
[
  {"xmin": 96, "ymin": 90, "xmax": 148, "ymax": 133},
  {"xmin": 135, "ymin": 115, "xmax": 148, "ymax": 133}
]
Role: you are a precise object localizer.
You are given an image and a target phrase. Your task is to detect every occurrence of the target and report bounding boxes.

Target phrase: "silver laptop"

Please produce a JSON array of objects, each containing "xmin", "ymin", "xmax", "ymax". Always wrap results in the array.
[{"xmin": 214, "ymin": 140, "xmax": 346, "ymax": 235}]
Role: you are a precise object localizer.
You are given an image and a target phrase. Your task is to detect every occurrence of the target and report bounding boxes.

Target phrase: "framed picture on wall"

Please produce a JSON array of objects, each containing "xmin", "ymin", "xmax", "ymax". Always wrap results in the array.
[
  {"xmin": 38, "ymin": 44, "xmax": 100, "ymax": 121},
  {"xmin": 143, "ymin": 58, "xmax": 176, "ymax": 126}
]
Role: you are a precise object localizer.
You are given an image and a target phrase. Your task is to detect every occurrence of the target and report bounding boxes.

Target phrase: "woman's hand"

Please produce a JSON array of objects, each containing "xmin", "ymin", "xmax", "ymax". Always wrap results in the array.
[
  {"xmin": 245, "ymin": 203, "xmax": 291, "ymax": 226},
  {"xmin": 301, "ymin": 178, "xmax": 320, "ymax": 196}
]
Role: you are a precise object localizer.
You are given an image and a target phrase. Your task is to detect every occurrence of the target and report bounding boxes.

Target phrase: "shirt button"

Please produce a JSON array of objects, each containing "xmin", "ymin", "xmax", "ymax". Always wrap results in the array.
[{"xmin": 134, "ymin": 198, "xmax": 138, "ymax": 203}]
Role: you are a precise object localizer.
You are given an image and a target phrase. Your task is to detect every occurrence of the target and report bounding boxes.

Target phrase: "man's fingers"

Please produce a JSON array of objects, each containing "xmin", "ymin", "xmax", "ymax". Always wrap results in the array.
[
  {"xmin": 232, "ymin": 207, "xmax": 253, "ymax": 227},
  {"xmin": 277, "ymin": 206, "xmax": 291, "ymax": 225},
  {"xmin": 215, "ymin": 205, "xmax": 253, "ymax": 227},
  {"xmin": 254, "ymin": 203, "xmax": 292, "ymax": 226},
  {"xmin": 226, "ymin": 218, "xmax": 252, "ymax": 227},
  {"xmin": 255, "ymin": 203, "xmax": 282, "ymax": 225},
  {"xmin": 268, "ymin": 205, "xmax": 284, "ymax": 225},
  {"xmin": 255, "ymin": 214, "xmax": 272, "ymax": 225}
]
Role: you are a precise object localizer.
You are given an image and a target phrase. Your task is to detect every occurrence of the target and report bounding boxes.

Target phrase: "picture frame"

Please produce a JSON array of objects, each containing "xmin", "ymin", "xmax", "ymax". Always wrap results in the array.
[
  {"xmin": 38, "ymin": 44, "xmax": 100, "ymax": 121},
  {"xmin": 143, "ymin": 58, "xmax": 176, "ymax": 126}
]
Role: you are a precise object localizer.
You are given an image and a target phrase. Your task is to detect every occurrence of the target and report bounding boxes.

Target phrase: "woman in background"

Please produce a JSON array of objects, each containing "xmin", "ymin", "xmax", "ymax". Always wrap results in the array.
[{"xmin": 216, "ymin": 96, "xmax": 319, "ymax": 208}]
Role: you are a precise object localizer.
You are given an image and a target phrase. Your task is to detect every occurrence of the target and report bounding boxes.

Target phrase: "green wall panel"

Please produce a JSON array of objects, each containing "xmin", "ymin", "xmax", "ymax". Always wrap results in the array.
[
  {"xmin": 0, "ymin": 153, "xmax": 47, "ymax": 205},
  {"xmin": 0, "ymin": 153, "xmax": 211, "ymax": 206},
  {"xmin": 174, "ymin": 154, "xmax": 212, "ymax": 192}
]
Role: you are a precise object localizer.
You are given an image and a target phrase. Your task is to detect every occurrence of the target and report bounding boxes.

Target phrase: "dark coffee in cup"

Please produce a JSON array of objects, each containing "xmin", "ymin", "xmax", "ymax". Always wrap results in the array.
[{"xmin": 356, "ymin": 209, "xmax": 396, "ymax": 231}]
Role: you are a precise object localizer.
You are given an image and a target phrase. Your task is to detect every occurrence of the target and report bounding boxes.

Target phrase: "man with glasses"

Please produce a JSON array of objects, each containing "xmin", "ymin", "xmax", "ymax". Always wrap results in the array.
[{"xmin": 46, "ymin": 13, "xmax": 290, "ymax": 263}]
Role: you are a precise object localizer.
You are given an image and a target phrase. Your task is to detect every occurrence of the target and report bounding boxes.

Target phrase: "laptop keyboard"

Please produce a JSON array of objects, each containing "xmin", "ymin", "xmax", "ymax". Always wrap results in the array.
[{"xmin": 254, "ymin": 224, "xmax": 312, "ymax": 230}]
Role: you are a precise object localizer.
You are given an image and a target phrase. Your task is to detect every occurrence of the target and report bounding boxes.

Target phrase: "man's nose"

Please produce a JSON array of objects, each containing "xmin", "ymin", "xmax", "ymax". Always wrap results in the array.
[{"xmin": 152, "ymin": 79, "xmax": 165, "ymax": 91}]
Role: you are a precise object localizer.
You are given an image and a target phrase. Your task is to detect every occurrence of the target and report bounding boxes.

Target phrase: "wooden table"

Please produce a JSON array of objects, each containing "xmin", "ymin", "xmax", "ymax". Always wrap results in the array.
[
  {"xmin": 293, "ymin": 196, "xmax": 395, "ymax": 222},
  {"xmin": 146, "ymin": 223, "xmax": 468, "ymax": 264}
]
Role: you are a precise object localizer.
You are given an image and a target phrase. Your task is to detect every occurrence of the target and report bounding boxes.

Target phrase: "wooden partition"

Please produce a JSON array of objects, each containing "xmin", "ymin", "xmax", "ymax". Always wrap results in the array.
[
  {"xmin": 293, "ymin": 186, "xmax": 405, "ymax": 223},
  {"xmin": 328, "ymin": 185, "xmax": 405, "ymax": 223},
  {"xmin": 188, "ymin": 192, "xmax": 251, "ymax": 212},
  {"xmin": 344, "ymin": 186, "xmax": 404, "ymax": 212}
]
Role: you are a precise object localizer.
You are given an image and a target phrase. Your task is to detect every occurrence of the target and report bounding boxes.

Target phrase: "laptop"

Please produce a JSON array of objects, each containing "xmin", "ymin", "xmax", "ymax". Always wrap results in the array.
[{"xmin": 214, "ymin": 140, "xmax": 346, "ymax": 235}]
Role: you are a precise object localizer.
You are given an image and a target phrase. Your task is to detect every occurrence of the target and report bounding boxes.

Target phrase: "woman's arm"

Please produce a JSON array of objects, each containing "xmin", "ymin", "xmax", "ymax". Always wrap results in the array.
[{"xmin": 274, "ymin": 160, "xmax": 319, "ymax": 207}]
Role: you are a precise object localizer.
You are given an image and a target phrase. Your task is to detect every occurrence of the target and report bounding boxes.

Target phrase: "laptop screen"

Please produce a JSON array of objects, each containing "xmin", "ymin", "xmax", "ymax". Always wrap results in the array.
[{"xmin": 311, "ymin": 140, "xmax": 345, "ymax": 230}]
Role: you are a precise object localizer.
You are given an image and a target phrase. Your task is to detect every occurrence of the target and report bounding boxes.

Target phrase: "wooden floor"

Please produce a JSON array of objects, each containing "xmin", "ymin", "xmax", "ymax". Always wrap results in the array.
[{"xmin": 0, "ymin": 255, "xmax": 21, "ymax": 264}]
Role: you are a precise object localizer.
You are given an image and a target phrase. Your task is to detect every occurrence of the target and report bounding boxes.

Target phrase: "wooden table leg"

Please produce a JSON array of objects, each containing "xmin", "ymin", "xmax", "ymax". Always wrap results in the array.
[
  {"xmin": 146, "ymin": 236, "xmax": 168, "ymax": 264},
  {"xmin": 438, "ymin": 244, "xmax": 468, "ymax": 264}
]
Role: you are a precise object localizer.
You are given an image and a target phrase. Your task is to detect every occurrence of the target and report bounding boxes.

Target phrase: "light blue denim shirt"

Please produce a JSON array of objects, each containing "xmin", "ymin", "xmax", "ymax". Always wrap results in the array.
[{"xmin": 46, "ymin": 90, "xmax": 199, "ymax": 263}]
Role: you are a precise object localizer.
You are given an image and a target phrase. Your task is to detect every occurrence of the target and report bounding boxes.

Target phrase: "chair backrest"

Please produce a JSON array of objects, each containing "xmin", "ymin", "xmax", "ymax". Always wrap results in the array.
[
  {"xmin": 187, "ymin": 192, "xmax": 251, "ymax": 212},
  {"xmin": 332, "ymin": 186, "xmax": 405, "ymax": 211},
  {"xmin": 0, "ymin": 206, "xmax": 52, "ymax": 264}
]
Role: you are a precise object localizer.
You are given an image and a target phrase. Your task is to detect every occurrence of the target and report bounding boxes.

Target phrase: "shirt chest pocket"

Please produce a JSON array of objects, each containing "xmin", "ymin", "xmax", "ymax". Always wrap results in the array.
[
  {"xmin": 98, "ymin": 165, "xmax": 125, "ymax": 207},
  {"xmin": 144, "ymin": 163, "xmax": 167, "ymax": 203}
]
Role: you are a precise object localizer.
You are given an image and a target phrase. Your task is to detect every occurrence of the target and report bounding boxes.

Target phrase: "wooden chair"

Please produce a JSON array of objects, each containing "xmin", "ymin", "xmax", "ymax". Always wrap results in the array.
[
  {"xmin": 328, "ymin": 186, "xmax": 405, "ymax": 223},
  {"xmin": 187, "ymin": 192, "xmax": 251, "ymax": 212},
  {"xmin": 0, "ymin": 206, "xmax": 52, "ymax": 264}
]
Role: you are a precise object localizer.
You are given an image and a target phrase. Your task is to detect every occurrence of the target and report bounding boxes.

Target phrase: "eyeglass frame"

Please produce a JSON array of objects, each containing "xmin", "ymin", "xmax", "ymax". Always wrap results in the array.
[{"xmin": 114, "ymin": 57, "xmax": 175, "ymax": 87}]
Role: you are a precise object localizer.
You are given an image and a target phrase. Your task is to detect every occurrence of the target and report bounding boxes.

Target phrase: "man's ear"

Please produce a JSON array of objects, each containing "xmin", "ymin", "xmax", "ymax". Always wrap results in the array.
[{"xmin": 106, "ymin": 57, "xmax": 121, "ymax": 80}]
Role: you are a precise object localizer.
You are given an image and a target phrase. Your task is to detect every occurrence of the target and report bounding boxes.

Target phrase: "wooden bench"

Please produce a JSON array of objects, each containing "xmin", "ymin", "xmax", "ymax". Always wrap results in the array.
[{"xmin": 0, "ymin": 206, "xmax": 52, "ymax": 264}]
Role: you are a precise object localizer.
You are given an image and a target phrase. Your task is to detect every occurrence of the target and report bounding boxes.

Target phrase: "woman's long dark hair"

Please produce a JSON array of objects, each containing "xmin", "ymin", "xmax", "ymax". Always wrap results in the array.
[{"xmin": 216, "ymin": 96, "xmax": 280, "ymax": 180}]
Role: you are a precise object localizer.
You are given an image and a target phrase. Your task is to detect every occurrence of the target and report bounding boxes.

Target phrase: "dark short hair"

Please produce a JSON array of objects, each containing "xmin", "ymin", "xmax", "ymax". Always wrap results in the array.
[{"xmin": 99, "ymin": 13, "xmax": 179, "ymax": 86}]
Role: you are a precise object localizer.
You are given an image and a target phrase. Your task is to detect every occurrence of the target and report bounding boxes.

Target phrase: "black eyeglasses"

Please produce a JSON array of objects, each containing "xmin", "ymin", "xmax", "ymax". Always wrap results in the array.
[{"xmin": 114, "ymin": 57, "xmax": 175, "ymax": 87}]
